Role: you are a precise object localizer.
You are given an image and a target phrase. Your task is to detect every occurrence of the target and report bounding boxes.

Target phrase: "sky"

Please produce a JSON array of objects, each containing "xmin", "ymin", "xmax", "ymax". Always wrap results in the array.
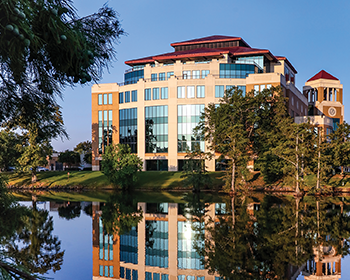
[{"xmin": 51, "ymin": 0, "xmax": 350, "ymax": 151}]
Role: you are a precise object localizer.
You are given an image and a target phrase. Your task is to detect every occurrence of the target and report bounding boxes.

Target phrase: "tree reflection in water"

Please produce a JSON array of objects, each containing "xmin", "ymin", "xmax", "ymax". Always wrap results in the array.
[
  {"xmin": 188, "ymin": 195, "xmax": 350, "ymax": 280},
  {"xmin": 0, "ymin": 182, "xmax": 64, "ymax": 279}
]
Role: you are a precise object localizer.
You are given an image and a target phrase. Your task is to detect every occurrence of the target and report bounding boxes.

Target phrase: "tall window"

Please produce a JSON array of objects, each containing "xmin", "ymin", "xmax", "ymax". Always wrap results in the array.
[
  {"xmin": 197, "ymin": 86, "xmax": 205, "ymax": 98},
  {"xmin": 103, "ymin": 94, "xmax": 108, "ymax": 105},
  {"xmin": 119, "ymin": 108, "xmax": 137, "ymax": 153},
  {"xmin": 153, "ymin": 88, "xmax": 160, "ymax": 100},
  {"xmin": 108, "ymin": 93, "xmax": 113, "ymax": 104},
  {"xmin": 159, "ymin": 72, "xmax": 165, "ymax": 81},
  {"xmin": 201, "ymin": 70, "xmax": 209, "ymax": 78},
  {"xmin": 120, "ymin": 226, "xmax": 138, "ymax": 264},
  {"xmin": 145, "ymin": 89, "xmax": 151, "ymax": 100},
  {"xmin": 125, "ymin": 91, "xmax": 130, "ymax": 103},
  {"xmin": 98, "ymin": 94, "xmax": 102, "ymax": 105},
  {"xmin": 98, "ymin": 111, "xmax": 103, "ymax": 153},
  {"xmin": 254, "ymin": 85, "xmax": 259, "ymax": 96},
  {"xmin": 177, "ymin": 86, "xmax": 185, "ymax": 98},
  {"xmin": 145, "ymin": 220, "xmax": 168, "ymax": 268},
  {"xmin": 119, "ymin": 92, "xmax": 124, "ymax": 103},
  {"xmin": 238, "ymin": 85, "xmax": 246, "ymax": 96},
  {"xmin": 161, "ymin": 87, "xmax": 168, "ymax": 99},
  {"xmin": 145, "ymin": 106, "xmax": 168, "ymax": 153},
  {"xmin": 178, "ymin": 104, "xmax": 205, "ymax": 152},
  {"xmin": 215, "ymin": 85, "xmax": 224, "ymax": 98},
  {"xmin": 132, "ymin": 90, "xmax": 137, "ymax": 102},
  {"xmin": 151, "ymin": 73, "xmax": 157, "ymax": 81},
  {"xmin": 187, "ymin": 86, "xmax": 195, "ymax": 98}
]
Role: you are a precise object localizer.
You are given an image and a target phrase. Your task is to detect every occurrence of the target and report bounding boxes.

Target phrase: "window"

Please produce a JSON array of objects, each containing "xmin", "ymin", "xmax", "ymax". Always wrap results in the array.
[
  {"xmin": 177, "ymin": 86, "xmax": 185, "ymax": 98},
  {"xmin": 133, "ymin": 270, "xmax": 138, "ymax": 280},
  {"xmin": 153, "ymin": 88, "xmax": 160, "ymax": 100},
  {"xmin": 260, "ymin": 84, "xmax": 266, "ymax": 91},
  {"xmin": 238, "ymin": 85, "xmax": 246, "ymax": 96},
  {"xmin": 167, "ymin": 72, "xmax": 174, "ymax": 79},
  {"xmin": 254, "ymin": 85, "xmax": 259, "ymax": 95},
  {"xmin": 201, "ymin": 70, "xmax": 209, "ymax": 78},
  {"xmin": 215, "ymin": 85, "xmax": 225, "ymax": 98},
  {"xmin": 145, "ymin": 106, "xmax": 168, "ymax": 153},
  {"xmin": 161, "ymin": 87, "xmax": 168, "ymax": 99},
  {"xmin": 159, "ymin": 72, "xmax": 165, "ymax": 81},
  {"xmin": 98, "ymin": 94, "xmax": 102, "ymax": 105},
  {"xmin": 291, "ymin": 96, "xmax": 294, "ymax": 106},
  {"xmin": 145, "ymin": 89, "xmax": 151, "ymax": 101},
  {"xmin": 187, "ymin": 86, "xmax": 195, "ymax": 98},
  {"xmin": 108, "ymin": 93, "xmax": 112, "ymax": 104},
  {"xmin": 151, "ymin": 73, "xmax": 157, "ymax": 81},
  {"xmin": 192, "ymin": 70, "xmax": 200, "ymax": 79},
  {"xmin": 103, "ymin": 94, "xmax": 108, "ymax": 105},
  {"xmin": 183, "ymin": 71, "xmax": 191, "ymax": 79},
  {"xmin": 132, "ymin": 90, "xmax": 137, "ymax": 102},
  {"xmin": 125, "ymin": 91, "xmax": 130, "ymax": 103},
  {"xmin": 119, "ymin": 108, "xmax": 137, "ymax": 153},
  {"xmin": 119, "ymin": 92, "xmax": 124, "ymax": 103},
  {"xmin": 153, "ymin": 273, "xmax": 160, "ymax": 280},
  {"xmin": 297, "ymin": 101, "xmax": 299, "ymax": 109},
  {"xmin": 267, "ymin": 84, "xmax": 272, "ymax": 89},
  {"xmin": 197, "ymin": 86, "xmax": 205, "ymax": 98}
]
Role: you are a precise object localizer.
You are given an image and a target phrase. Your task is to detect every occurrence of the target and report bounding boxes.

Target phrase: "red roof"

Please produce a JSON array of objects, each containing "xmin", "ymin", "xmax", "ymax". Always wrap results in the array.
[
  {"xmin": 275, "ymin": 56, "xmax": 297, "ymax": 74},
  {"xmin": 125, "ymin": 46, "xmax": 277, "ymax": 66},
  {"xmin": 170, "ymin": 35, "xmax": 249, "ymax": 47},
  {"xmin": 307, "ymin": 70, "xmax": 339, "ymax": 82}
]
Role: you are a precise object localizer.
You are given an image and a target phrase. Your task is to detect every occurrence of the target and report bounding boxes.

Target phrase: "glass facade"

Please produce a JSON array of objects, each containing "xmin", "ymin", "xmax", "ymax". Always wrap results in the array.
[
  {"xmin": 145, "ymin": 220, "xmax": 169, "ymax": 268},
  {"xmin": 98, "ymin": 110, "xmax": 112, "ymax": 154},
  {"xmin": 125, "ymin": 91, "xmax": 131, "ymax": 103},
  {"xmin": 236, "ymin": 55, "xmax": 264, "ymax": 69},
  {"xmin": 196, "ymin": 86, "xmax": 205, "ymax": 98},
  {"xmin": 178, "ymin": 86, "xmax": 185, "ymax": 98},
  {"xmin": 98, "ymin": 94, "xmax": 102, "ymax": 105},
  {"xmin": 104, "ymin": 94, "xmax": 108, "ymax": 105},
  {"xmin": 125, "ymin": 69, "xmax": 144, "ymax": 85},
  {"xmin": 153, "ymin": 88, "xmax": 160, "ymax": 100},
  {"xmin": 151, "ymin": 73, "xmax": 157, "ymax": 81},
  {"xmin": 159, "ymin": 72, "xmax": 165, "ymax": 81},
  {"xmin": 178, "ymin": 221, "xmax": 204, "ymax": 269},
  {"xmin": 178, "ymin": 104, "xmax": 205, "ymax": 152},
  {"xmin": 187, "ymin": 86, "xmax": 195, "ymax": 98},
  {"xmin": 226, "ymin": 85, "xmax": 246, "ymax": 96},
  {"xmin": 146, "ymin": 160, "xmax": 168, "ymax": 171},
  {"xmin": 119, "ymin": 92, "xmax": 124, "ymax": 103},
  {"xmin": 201, "ymin": 70, "xmax": 209, "ymax": 78},
  {"xmin": 108, "ymin": 93, "xmax": 112, "ymax": 104},
  {"xmin": 215, "ymin": 85, "xmax": 225, "ymax": 98},
  {"xmin": 120, "ymin": 226, "xmax": 138, "ymax": 264},
  {"xmin": 145, "ymin": 106, "xmax": 168, "ymax": 153},
  {"xmin": 119, "ymin": 108, "xmax": 137, "ymax": 153},
  {"xmin": 219, "ymin": 63, "xmax": 256, "ymax": 79},
  {"xmin": 98, "ymin": 111, "xmax": 103, "ymax": 154},
  {"xmin": 99, "ymin": 218, "xmax": 113, "ymax": 261}
]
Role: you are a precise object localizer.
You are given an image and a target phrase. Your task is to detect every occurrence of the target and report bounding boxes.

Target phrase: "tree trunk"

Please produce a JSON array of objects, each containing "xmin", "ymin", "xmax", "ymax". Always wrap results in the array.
[
  {"xmin": 31, "ymin": 169, "xmax": 37, "ymax": 183},
  {"xmin": 231, "ymin": 158, "xmax": 235, "ymax": 192},
  {"xmin": 296, "ymin": 134, "xmax": 300, "ymax": 194},
  {"xmin": 317, "ymin": 131, "xmax": 321, "ymax": 190}
]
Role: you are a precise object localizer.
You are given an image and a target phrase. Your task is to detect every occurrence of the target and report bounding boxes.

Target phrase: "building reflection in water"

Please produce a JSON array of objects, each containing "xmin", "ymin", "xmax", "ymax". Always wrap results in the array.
[{"xmin": 92, "ymin": 200, "xmax": 344, "ymax": 280}]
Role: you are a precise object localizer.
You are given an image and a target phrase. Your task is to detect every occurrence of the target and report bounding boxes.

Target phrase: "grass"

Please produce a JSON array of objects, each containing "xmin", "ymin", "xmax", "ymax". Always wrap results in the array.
[{"xmin": 3, "ymin": 170, "xmax": 225, "ymax": 190}]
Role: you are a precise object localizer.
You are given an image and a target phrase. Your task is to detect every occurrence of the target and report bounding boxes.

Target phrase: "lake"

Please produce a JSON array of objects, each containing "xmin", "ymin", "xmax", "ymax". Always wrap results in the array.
[{"xmin": 3, "ymin": 191, "xmax": 350, "ymax": 280}]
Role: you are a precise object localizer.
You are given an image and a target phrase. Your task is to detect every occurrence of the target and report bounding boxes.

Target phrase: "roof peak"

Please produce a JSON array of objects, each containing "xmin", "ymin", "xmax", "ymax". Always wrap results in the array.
[
  {"xmin": 307, "ymin": 70, "xmax": 339, "ymax": 82},
  {"xmin": 171, "ymin": 35, "xmax": 250, "ymax": 48}
]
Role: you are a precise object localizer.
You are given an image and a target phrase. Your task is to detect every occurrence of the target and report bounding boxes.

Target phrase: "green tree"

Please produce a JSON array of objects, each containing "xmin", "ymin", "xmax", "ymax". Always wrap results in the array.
[
  {"xmin": 58, "ymin": 202, "xmax": 81, "ymax": 220},
  {"xmin": 18, "ymin": 124, "xmax": 53, "ymax": 183},
  {"xmin": 0, "ymin": 130, "xmax": 23, "ymax": 171},
  {"xmin": 101, "ymin": 191, "xmax": 143, "ymax": 235},
  {"xmin": 0, "ymin": 1, "xmax": 124, "ymax": 128},
  {"xmin": 58, "ymin": 150, "xmax": 80, "ymax": 168},
  {"xmin": 74, "ymin": 140, "xmax": 92, "ymax": 154},
  {"xmin": 328, "ymin": 122, "xmax": 350, "ymax": 175},
  {"xmin": 83, "ymin": 152, "xmax": 92, "ymax": 164},
  {"xmin": 182, "ymin": 142, "xmax": 211, "ymax": 192},
  {"xmin": 102, "ymin": 143, "xmax": 143, "ymax": 190}
]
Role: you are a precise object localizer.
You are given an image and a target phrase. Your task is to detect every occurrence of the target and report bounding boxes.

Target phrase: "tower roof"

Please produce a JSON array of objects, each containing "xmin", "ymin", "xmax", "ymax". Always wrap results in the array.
[
  {"xmin": 170, "ymin": 35, "xmax": 249, "ymax": 47},
  {"xmin": 307, "ymin": 70, "xmax": 339, "ymax": 82}
]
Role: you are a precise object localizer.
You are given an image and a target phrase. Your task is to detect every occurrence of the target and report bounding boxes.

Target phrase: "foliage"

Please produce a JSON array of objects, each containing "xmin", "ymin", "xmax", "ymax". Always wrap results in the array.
[
  {"xmin": 102, "ymin": 144, "xmax": 143, "ymax": 190},
  {"xmin": 74, "ymin": 140, "xmax": 92, "ymax": 154},
  {"xmin": 0, "ymin": 0, "xmax": 124, "ymax": 128},
  {"xmin": 101, "ymin": 191, "xmax": 143, "ymax": 235},
  {"xmin": 83, "ymin": 152, "xmax": 92, "ymax": 164},
  {"xmin": 0, "ymin": 130, "xmax": 23, "ymax": 171},
  {"xmin": 58, "ymin": 202, "xmax": 81, "ymax": 220},
  {"xmin": 58, "ymin": 149, "xmax": 80, "ymax": 168},
  {"xmin": 18, "ymin": 124, "xmax": 53, "ymax": 183},
  {"xmin": 182, "ymin": 143, "xmax": 211, "ymax": 191}
]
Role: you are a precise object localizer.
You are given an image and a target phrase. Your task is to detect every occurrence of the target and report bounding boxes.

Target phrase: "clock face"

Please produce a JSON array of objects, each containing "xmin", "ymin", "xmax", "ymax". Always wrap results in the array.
[{"xmin": 328, "ymin": 107, "xmax": 336, "ymax": 117}]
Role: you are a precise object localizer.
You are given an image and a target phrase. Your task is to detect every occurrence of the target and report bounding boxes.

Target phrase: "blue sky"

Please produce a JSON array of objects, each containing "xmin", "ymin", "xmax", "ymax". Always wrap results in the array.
[{"xmin": 52, "ymin": 0, "xmax": 350, "ymax": 151}]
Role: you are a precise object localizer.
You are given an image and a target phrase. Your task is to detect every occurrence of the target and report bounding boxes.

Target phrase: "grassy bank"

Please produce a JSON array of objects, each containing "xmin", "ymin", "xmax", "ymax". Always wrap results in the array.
[{"xmin": 3, "ymin": 170, "xmax": 225, "ymax": 190}]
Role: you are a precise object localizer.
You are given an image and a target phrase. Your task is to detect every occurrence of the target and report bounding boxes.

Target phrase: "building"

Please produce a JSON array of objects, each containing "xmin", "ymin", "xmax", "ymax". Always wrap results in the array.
[
  {"xmin": 92, "ymin": 35, "xmax": 330, "ymax": 172},
  {"xmin": 295, "ymin": 70, "xmax": 344, "ymax": 134}
]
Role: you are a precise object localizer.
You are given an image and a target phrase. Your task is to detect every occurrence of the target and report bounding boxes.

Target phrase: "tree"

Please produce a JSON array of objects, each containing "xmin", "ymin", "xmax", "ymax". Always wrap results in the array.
[
  {"xmin": 18, "ymin": 124, "xmax": 53, "ymax": 183},
  {"xmin": 74, "ymin": 140, "xmax": 92, "ymax": 154},
  {"xmin": 102, "ymin": 143, "xmax": 143, "ymax": 190},
  {"xmin": 181, "ymin": 142, "xmax": 211, "ymax": 192},
  {"xmin": 0, "ymin": 1, "xmax": 124, "ymax": 128},
  {"xmin": 58, "ymin": 202, "xmax": 81, "ymax": 220},
  {"xmin": 58, "ymin": 149, "xmax": 80, "ymax": 168},
  {"xmin": 328, "ymin": 122, "xmax": 350, "ymax": 175},
  {"xmin": 84, "ymin": 152, "xmax": 92, "ymax": 164},
  {"xmin": 0, "ymin": 130, "xmax": 23, "ymax": 171}
]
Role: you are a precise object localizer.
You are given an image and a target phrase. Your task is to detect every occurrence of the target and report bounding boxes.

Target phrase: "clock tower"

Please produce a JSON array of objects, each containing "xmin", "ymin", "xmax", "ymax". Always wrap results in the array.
[{"xmin": 303, "ymin": 70, "xmax": 344, "ymax": 130}]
